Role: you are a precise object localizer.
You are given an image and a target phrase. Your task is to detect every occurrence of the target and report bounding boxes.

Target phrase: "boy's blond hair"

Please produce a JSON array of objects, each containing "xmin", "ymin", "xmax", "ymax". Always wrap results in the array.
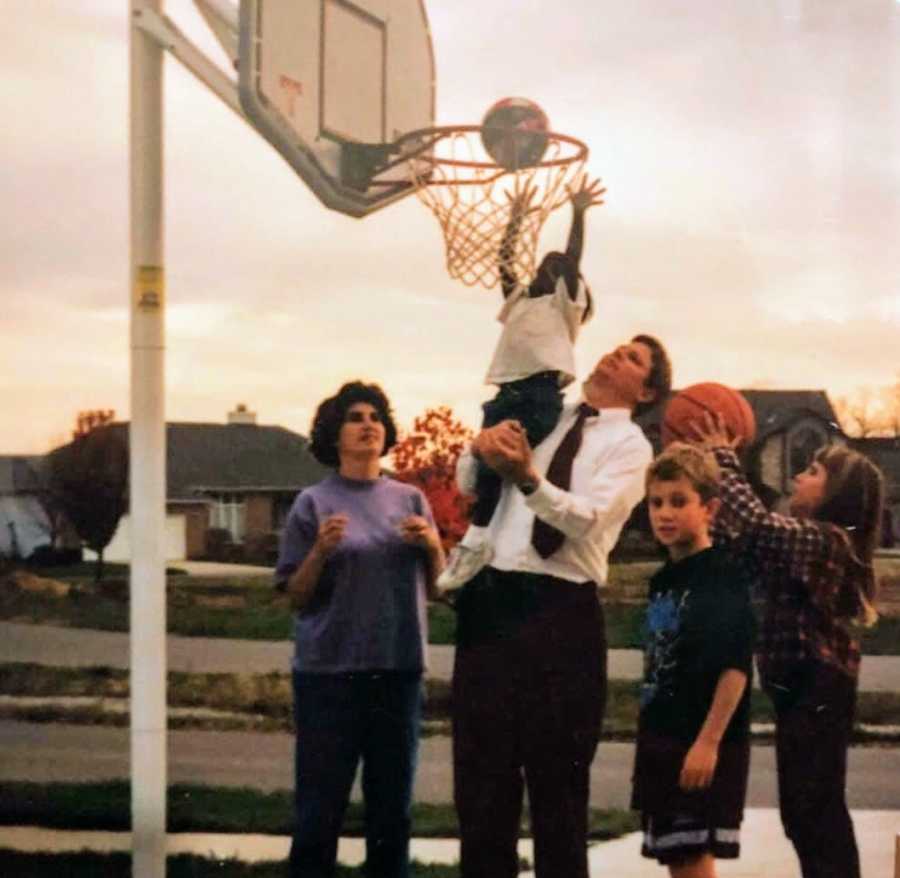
[{"xmin": 646, "ymin": 442, "xmax": 720, "ymax": 502}]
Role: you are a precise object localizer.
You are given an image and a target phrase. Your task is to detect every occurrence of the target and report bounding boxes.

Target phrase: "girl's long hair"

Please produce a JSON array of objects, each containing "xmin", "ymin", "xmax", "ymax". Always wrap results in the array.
[{"xmin": 813, "ymin": 444, "xmax": 885, "ymax": 625}]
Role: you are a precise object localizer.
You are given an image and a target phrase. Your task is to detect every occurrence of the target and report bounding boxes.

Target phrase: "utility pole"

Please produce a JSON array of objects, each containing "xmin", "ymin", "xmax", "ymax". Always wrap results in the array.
[{"xmin": 129, "ymin": 1, "xmax": 167, "ymax": 875}]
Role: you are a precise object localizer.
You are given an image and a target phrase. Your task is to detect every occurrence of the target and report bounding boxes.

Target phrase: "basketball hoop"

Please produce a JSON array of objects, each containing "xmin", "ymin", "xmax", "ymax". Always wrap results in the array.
[{"xmin": 392, "ymin": 125, "xmax": 589, "ymax": 288}]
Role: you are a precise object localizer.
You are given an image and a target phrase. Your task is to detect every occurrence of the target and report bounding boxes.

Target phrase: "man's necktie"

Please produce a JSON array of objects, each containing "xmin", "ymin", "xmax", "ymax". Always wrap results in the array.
[{"xmin": 531, "ymin": 403, "xmax": 598, "ymax": 558}]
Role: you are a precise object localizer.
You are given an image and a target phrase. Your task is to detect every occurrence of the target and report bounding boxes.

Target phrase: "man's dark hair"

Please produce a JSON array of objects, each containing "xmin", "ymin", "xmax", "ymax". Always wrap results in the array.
[
  {"xmin": 309, "ymin": 381, "xmax": 398, "ymax": 467},
  {"xmin": 632, "ymin": 334, "xmax": 672, "ymax": 419}
]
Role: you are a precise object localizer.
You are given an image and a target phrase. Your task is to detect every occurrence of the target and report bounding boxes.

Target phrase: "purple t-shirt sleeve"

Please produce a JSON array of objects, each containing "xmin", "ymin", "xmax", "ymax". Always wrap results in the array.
[{"xmin": 274, "ymin": 493, "xmax": 318, "ymax": 589}]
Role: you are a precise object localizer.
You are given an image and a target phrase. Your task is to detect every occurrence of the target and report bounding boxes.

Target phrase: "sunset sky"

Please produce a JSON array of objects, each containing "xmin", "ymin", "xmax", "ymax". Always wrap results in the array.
[{"xmin": 3, "ymin": 0, "xmax": 900, "ymax": 453}]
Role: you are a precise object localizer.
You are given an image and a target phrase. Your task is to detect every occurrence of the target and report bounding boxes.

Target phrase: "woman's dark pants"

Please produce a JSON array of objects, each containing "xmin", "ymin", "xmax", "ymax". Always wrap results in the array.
[{"xmin": 289, "ymin": 671, "xmax": 422, "ymax": 878}]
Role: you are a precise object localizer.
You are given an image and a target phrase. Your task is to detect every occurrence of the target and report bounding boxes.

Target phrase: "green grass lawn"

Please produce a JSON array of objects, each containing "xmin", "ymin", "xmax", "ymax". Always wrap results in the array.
[
  {"xmin": 0, "ymin": 780, "xmax": 638, "ymax": 841},
  {"xmin": 0, "ymin": 780, "xmax": 632, "ymax": 875},
  {"xmin": 3, "ymin": 663, "xmax": 900, "ymax": 736},
  {"xmin": 0, "ymin": 573, "xmax": 649, "ymax": 648},
  {"xmin": 4, "ymin": 563, "xmax": 900, "ymax": 653}
]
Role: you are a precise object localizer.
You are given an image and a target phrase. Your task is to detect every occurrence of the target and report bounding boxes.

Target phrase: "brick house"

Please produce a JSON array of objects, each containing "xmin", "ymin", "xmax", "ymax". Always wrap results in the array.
[
  {"xmin": 50, "ymin": 406, "xmax": 330, "ymax": 562},
  {"xmin": 160, "ymin": 406, "xmax": 329, "ymax": 559}
]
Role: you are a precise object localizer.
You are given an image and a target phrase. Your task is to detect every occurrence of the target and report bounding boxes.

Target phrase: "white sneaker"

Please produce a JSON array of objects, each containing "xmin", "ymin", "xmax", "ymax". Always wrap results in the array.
[{"xmin": 436, "ymin": 542, "xmax": 494, "ymax": 592}]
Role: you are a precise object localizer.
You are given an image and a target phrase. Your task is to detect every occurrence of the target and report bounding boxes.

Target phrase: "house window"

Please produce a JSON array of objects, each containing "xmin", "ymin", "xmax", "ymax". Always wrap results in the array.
[
  {"xmin": 788, "ymin": 425, "xmax": 828, "ymax": 483},
  {"xmin": 209, "ymin": 493, "xmax": 246, "ymax": 542}
]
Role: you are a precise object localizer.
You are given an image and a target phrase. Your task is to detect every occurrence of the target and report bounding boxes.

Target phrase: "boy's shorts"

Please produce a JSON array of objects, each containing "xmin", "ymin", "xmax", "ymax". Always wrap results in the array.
[
  {"xmin": 640, "ymin": 812, "xmax": 741, "ymax": 864},
  {"xmin": 632, "ymin": 730, "xmax": 749, "ymax": 865}
]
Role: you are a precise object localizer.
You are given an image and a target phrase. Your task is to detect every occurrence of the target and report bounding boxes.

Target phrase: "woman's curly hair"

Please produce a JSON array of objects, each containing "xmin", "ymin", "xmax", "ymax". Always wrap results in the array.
[{"xmin": 309, "ymin": 381, "xmax": 398, "ymax": 468}]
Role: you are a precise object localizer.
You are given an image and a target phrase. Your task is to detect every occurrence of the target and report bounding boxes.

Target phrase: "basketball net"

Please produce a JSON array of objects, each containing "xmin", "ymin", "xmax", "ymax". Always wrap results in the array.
[{"xmin": 398, "ymin": 126, "xmax": 588, "ymax": 288}]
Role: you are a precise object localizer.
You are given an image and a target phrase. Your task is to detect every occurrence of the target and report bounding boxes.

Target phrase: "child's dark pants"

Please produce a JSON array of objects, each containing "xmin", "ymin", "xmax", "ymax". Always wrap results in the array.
[
  {"xmin": 471, "ymin": 372, "xmax": 564, "ymax": 527},
  {"xmin": 772, "ymin": 662, "xmax": 860, "ymax": 878}
]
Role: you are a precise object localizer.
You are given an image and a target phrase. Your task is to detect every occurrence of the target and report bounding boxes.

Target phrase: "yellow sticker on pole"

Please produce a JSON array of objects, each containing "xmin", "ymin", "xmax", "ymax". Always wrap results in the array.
[{"xmin": 135, "ymin": 265, "xmax": 165, "ymax": 311}]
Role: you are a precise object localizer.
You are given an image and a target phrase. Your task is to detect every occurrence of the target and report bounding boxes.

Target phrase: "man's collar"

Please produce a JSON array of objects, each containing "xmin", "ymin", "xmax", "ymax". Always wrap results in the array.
[{"xmin": 575, "ymin": 398, "xmax": 631, "ymax": 420}]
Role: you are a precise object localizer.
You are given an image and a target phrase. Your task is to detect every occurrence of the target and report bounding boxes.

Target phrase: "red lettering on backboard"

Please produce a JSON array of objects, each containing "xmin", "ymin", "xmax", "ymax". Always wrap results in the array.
[{"xmin": 279, "ymin": 75, "xmax": 304, "ymax": 117}]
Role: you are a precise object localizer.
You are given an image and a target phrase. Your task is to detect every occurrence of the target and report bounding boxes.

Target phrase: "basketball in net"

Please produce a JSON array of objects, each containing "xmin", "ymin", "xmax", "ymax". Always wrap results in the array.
[
  {"xmin": 661, "ymin": 383, "xmax": 756, "ymax": 448},
  {"xmin": 480, "ymin": 98, "xmax": 550, "ymax": 171},
  {"xmin": 397, "ymin": 111, "xmax": 587, "ymax": 288}
]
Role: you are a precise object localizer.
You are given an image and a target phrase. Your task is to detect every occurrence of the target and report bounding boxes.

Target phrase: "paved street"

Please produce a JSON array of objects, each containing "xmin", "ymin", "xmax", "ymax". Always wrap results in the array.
[
  {"xmin": 2, "ymin": 621, "xmax": 899, "ymax": 690},
  {"xmin": 3, "ymin": 720, "xmax": 900, "ymax": 810}
]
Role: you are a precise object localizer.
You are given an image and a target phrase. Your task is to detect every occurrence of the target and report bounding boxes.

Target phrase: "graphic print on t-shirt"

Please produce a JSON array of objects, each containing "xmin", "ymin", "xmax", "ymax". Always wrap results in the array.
[{"xmin": 641, "ymin": 588, "xmax": 690, "ymax": 708}]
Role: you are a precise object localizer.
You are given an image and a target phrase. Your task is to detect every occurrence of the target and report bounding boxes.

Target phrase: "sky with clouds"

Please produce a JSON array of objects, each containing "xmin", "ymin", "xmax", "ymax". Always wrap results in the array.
[{"xmin": 3, "ymin": 0, "xmax": 900, "ymax": 453}]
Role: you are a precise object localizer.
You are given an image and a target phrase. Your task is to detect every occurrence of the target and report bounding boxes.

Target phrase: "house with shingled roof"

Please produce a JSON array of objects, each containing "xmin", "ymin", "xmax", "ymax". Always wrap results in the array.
[
  {"xmin": 635, "ymin": 388, "xmax": 900, "ymax": 548},
  {"xmin": 0, "ymin": 456, "xmax": 50, "ymax": 558},
  {"xmin": 5, "ymin": 406, "xmax": 330, "ymax": 562},
  {"xmin": 103, "ymin": 406, "xmax": 329, "ymax": 561}
]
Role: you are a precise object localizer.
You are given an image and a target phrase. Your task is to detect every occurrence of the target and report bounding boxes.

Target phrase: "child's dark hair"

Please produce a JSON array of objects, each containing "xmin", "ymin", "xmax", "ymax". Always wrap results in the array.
[
  {"xmin": 632, "ymin": 334, "xmax": 672, "ymax": 419},
  {"xmin": 812, "ymin": 444, "xmax": 884, "ymax": 623},
  {"xmin": 532, "ymin": 252, "xmax": 594, "ymax": 320},
  {"xmin": 646, "ymin": 442, "xmax": 720, "ymax": 502},
  {"xmin": 309, "ymin": 381, "xmax": 398, "ymax": 467}
]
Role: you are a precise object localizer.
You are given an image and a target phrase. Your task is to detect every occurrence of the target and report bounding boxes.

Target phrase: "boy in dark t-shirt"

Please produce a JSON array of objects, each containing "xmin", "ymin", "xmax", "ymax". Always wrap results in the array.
[{"xmin": 631, "ymin": 443, "xmax": 754, "ymax": 876}]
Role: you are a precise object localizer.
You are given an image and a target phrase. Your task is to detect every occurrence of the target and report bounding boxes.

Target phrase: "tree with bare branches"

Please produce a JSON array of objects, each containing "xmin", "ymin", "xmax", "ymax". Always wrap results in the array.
[{"xmin": 834, "ymin": 385, "xmax": 897, "ymax": 437}]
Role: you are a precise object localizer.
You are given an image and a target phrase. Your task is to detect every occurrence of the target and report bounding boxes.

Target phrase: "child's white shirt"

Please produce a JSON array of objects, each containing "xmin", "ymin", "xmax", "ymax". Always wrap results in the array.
[{"xmin": 484, "ymin": 275, "xmax": 593, "ymax": 387}]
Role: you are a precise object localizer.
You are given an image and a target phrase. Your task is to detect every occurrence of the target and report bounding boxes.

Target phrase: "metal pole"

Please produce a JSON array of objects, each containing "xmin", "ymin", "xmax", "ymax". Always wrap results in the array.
[{"xmin": 130, "ymin": 1, "xmax": 167, "ymax": 876}]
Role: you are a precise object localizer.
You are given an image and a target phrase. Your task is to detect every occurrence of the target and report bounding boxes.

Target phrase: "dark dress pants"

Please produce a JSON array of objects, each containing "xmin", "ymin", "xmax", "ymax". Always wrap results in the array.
[
  {"xmin": 452, "ymin": 569, "xmax": 607, "ymax": 878},
  {"xmin": 773, "ymin": 662, "xmax": 860, "ymax": 878},
  {"xmin": 289, "ymin": 671, "xmax": 422, "ymax": 878}
]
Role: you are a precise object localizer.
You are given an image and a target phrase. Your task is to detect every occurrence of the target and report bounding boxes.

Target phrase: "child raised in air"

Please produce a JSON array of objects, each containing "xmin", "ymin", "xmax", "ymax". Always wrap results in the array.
[{"xmin": 438, "ymin": 173, "xmax": 606, "ymax": 590}]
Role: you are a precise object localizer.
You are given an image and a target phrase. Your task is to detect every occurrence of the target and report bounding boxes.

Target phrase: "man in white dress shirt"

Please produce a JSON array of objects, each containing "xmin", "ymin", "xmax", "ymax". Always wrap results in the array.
[{"xmin": 451, "ymin": 334, "xmax": 672, "ymax": 878}]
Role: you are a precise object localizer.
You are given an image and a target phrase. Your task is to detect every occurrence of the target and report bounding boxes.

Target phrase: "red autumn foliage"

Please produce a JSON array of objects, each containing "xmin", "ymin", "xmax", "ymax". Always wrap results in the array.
[{"xmin": 391, "ymin": 406, "xmax": 474, "ymax": 550}]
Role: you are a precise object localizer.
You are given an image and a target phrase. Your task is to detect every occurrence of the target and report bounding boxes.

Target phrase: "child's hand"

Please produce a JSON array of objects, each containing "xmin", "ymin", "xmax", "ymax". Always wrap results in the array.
[
  {"xmin": 679, "ymin": 738, "xmax": 718, "ymax": 791},
  {"xmin": 567, "ymin": 173, "xmax": 606, "ymax": 212},
  {"xmin": 506, "ymin": 181, "xmax": 540, "ymax": 217},
  {"xmin": 688, "ymin": 411, "xmax": 740, "ymax": 451}
]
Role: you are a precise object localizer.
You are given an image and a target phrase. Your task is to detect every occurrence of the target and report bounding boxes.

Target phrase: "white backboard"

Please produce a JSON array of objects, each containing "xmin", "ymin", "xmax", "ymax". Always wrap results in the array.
[{"xmin": 238, "ymin": 0, "xmax": 435, "ymax": 217}]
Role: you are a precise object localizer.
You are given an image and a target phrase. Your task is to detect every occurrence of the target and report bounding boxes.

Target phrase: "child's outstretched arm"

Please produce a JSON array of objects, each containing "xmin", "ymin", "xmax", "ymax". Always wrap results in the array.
[
  {"xmin": 563, "ymin": 174, "xmax": 606, "ymax": 273},
  {"xmin": 679, "ymin": 668, "xmax": 748, "ymax": 790},
  {"xmin": 689, "ymin": 413, "xmax": 834, "ymax": 573},
  {"xmin": 498, "ymin": 183, "xmax": 538, "ymax": 298}
]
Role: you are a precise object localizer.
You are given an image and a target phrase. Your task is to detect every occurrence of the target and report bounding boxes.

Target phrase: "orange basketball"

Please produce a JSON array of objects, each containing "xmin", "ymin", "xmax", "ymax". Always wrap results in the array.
[
  {"xmin": 661, "ymin": 382, "xmax": 756, "ymax": 448},
  {"xmin": 480, "ymin": 97, "xmax": 550, "ymax": 170}
]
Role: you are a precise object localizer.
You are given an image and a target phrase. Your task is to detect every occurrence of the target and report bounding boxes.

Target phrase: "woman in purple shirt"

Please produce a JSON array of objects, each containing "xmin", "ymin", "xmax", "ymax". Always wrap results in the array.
[{"xmin": 276, "ymin": 381, "xmax": 444, "ymax": 878}]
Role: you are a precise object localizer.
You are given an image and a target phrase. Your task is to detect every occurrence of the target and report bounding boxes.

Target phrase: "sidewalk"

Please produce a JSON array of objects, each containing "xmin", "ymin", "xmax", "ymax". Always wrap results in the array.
[
  {"xmin": 0, "ymin": 810, "xmax": 896, "ymax": 875},
  {"xmin": 2, "ymin": 621, "xmax": 899, "ymax": 691}
]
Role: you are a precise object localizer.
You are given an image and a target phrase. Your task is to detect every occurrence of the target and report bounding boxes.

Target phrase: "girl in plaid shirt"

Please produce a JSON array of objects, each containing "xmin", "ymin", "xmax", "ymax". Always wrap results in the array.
[{"xmin": 693, "ymin": 414, "xmax": 884, "ymax": 878}]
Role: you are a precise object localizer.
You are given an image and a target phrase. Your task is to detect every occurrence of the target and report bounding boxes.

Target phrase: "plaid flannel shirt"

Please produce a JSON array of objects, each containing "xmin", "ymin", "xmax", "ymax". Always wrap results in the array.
[{"xmin": 710, "ymin": 448, "xmax": 869, "ymax": 684}]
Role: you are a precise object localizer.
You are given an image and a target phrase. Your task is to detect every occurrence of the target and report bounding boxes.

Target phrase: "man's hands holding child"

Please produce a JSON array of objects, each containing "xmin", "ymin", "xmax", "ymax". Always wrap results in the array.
[{"xmin": 472, "ymin": 420, "xmax": 539, "ymax": 487}]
